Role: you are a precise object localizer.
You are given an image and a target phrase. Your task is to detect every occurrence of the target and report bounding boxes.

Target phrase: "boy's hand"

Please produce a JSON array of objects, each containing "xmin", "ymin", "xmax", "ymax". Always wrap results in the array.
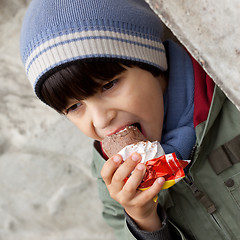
[{"xmin": 101, "ymin": 152, "xmax": 165, "ymax": 232}]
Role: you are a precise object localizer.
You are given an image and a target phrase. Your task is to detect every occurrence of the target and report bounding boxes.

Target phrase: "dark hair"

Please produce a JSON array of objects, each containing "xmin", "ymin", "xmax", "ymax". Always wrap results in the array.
[{"xmin": 41, "ymin": 60, "xmax": 161, "ymax": 113}]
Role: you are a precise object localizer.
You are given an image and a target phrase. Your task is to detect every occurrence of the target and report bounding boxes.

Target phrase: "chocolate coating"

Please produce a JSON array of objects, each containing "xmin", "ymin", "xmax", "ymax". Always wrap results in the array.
[{"xmin": 102, "ymin": 126, "xmax": 146, "ymax": 158}]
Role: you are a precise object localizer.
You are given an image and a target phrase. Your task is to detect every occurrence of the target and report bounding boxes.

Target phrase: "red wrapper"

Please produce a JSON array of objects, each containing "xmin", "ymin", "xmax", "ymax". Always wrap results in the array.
[{"xmin": 125, "ymin": 153, "xmax": 190, "ymax": 189}]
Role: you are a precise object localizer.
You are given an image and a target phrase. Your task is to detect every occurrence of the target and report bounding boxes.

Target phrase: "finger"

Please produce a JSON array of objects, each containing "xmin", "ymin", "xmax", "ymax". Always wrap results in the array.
[
  {"xmin": 101, "ymin": 154, "xmax": 122, "ymax": 186},
  {"xmin": 135, "ymin": 177, "xmax": 165, "ymax": 203},
  {"xmin": 122, "ymin": 163, "xmax": 146, "ymax": 196},
  {"xmin": 111, "ymin": 152, "xmax": 141, "ymax": 191}
]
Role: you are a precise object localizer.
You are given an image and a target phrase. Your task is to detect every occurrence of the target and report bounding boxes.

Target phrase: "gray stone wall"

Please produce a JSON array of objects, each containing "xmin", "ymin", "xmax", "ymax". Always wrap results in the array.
[{"xmin": 146, "ymin": 0, "xmax": 240, "ymax": 111}]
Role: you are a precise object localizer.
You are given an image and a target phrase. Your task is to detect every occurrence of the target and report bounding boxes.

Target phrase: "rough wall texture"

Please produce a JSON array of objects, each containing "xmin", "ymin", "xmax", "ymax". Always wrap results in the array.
[{"xmin": 146, "ymin": 0, "xmax": 240, "ymax": 111}]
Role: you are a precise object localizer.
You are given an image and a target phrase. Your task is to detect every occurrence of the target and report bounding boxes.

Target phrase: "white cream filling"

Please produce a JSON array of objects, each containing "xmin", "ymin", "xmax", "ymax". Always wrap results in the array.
[{"xmin": 118, "ymin": 141, "xmax": 165, "ymax": 163}]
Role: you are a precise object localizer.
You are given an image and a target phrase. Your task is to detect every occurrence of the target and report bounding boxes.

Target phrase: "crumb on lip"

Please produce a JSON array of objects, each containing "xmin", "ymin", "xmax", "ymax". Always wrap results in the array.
[
  {"xmin": 117, "ymin": 125, "xmax": 137, "ymax": 134},
  {"xmin": 132, "ymin": 123, "xmax": 142, "ymax": 133},
  {"xmin": 107, "ymin": 123, "xmax": 142, "ymax": 137}
]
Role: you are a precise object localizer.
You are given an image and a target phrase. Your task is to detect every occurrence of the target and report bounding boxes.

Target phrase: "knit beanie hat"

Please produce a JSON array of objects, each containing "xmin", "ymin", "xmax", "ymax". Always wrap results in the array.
[{"xmin": 20, "ymin": 0, "xmax": 167, "ymax": 102}]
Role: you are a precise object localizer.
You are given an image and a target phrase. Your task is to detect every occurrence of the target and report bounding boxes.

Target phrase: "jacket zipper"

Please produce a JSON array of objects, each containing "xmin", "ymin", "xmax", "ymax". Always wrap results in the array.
[
  {"xmin": 184, "ymin": 146, "xmax": 232, "ymax": 239},
  {"xmin": 184, "ymin": 145, "xmax": 217, "ymax": 214},
  {"xmin": 184, "ymin": 173, "xmax": 217, "ymax": 214}
]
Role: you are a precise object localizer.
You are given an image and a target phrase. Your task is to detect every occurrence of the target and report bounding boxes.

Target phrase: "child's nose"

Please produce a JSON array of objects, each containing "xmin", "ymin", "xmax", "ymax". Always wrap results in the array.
[{"xmin": 89, "ymin": 102, "xmax": 116, "ymax": 130}]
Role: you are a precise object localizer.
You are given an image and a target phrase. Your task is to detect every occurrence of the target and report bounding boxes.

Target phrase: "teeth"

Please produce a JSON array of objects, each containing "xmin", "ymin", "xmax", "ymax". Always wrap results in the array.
[{"xmin": 132, "ymin": 123, "xmax": 141, "ymax": 132}]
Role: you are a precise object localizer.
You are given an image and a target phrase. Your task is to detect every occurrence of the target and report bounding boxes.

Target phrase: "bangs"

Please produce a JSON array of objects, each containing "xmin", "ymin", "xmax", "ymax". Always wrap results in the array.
[{"xmin": 41, "ymin": 61, "xmax": 127, "ymax": 113}]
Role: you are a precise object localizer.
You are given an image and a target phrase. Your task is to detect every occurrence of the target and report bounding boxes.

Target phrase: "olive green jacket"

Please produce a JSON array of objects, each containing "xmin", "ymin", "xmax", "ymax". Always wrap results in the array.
[{"xmin": 91, "ymin": 86, "xmax": 240, "ymax": 240}]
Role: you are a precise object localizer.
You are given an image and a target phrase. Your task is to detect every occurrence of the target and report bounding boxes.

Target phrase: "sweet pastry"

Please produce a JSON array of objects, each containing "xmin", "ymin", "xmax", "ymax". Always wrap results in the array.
[{"xmin": 102, "ymin": 125, "xmax": 146, "ymax": 158}]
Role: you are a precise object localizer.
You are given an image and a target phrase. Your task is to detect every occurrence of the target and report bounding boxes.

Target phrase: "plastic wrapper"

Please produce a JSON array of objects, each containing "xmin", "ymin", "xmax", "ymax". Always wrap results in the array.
[
  {"xmin": 137, "ymin": 152, "xmax": 190, "ymax": 190},
  {"xmin": 118, "ymin": 141, "xmax": 190, "ymax": 190}
]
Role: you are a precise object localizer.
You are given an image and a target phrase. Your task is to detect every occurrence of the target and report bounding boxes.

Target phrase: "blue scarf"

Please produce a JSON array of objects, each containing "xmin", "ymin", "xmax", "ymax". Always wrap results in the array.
[{"xmin": 161, "ymin": 41, "xmax": 196, "ymax": 160}]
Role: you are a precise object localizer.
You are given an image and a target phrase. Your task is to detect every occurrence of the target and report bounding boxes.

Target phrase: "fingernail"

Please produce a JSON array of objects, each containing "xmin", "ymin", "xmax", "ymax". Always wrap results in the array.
[
  {"xmin": 158, "ymin": 177, "xmax": 165, "ymax": 184},
  {"xmin": 136, "ymin": 163, "xmax": 145, "ymax": 170},
  {"xmin": 113, "ymin": 155, "xmax": 121, "ymax": 163},
  {"xmin": 131, "ymin": 153, "xmax": 139, "ymax": 161}
]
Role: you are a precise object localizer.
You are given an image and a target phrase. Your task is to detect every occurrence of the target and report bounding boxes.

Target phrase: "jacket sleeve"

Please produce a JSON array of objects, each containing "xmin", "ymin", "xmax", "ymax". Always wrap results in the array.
[
  {"xmin": 96, "ymin": 177, "xmax": 135, "ymax": 240},
  {"xmin": 125, "ymin": 204, "xmax": 173, "ymax": 240},
  {"xmin": 96, "ymin": 176, "xmax": 175, "ymax": 240}
]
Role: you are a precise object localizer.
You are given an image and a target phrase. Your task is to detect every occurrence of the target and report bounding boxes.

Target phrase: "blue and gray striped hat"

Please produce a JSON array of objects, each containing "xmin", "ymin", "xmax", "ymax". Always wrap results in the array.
[{"xmin": 20, "ymin": 0, "xmax": 167, "ymax": 101}]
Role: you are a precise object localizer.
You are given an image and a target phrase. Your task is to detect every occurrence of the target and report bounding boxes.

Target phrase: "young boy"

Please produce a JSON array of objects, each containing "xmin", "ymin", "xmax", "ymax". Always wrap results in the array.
[{"xmin": 20, "ymin": 0, "xmax": 240, "ymax": 240}]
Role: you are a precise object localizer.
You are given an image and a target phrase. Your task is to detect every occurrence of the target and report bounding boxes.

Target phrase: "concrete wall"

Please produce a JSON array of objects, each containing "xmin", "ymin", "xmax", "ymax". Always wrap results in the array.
[{"xmin": 146, "ymin": 0, "xmax": 240, "ymax": 111}]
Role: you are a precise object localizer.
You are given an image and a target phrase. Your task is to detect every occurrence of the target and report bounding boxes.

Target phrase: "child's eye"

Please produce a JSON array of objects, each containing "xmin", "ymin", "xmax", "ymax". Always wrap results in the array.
[
  {"xmin": 66, "ymin": 102, "xmax": 82, "ymax": 114},
  {"xmin": 102, "ymin": 79, "xmax": 118, "ymax": 91}
]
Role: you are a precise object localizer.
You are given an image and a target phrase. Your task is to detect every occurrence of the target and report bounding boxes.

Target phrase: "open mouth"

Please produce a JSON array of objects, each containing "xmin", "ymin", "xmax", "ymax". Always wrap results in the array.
[{"xmin": 132, "ymin": 123, "xmax": 142, "ymax": 133}]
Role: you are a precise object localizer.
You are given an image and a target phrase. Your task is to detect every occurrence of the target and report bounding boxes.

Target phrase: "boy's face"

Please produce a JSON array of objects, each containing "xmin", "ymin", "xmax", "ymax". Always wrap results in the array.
[{"xmin": 65, "ymin": 66, "xmax": 166, "ymax": 142}]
